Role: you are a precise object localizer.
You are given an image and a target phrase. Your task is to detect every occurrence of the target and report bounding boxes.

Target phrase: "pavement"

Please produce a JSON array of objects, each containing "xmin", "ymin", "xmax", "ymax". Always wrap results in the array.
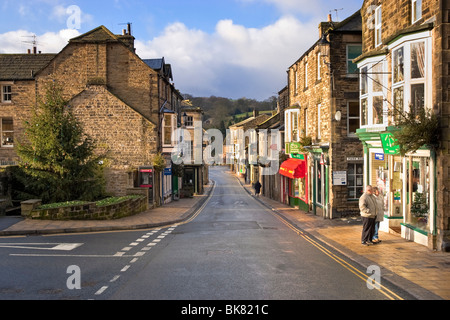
[{"xmin": 0, "ymin": 169, "xmax": 449, "ymax": 300}]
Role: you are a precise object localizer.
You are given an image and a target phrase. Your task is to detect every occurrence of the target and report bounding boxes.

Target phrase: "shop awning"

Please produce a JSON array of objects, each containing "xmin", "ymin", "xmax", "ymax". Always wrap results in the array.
[{"xmin": 279, "ymin": 158, "xmax": 306, "ymax": 179}]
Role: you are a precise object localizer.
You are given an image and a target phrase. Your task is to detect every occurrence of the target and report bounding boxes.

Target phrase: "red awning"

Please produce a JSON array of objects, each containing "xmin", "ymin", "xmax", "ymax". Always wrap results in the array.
[{"xmin": 279, "ymin": 158, "xmax": 306, "ymax": 179}]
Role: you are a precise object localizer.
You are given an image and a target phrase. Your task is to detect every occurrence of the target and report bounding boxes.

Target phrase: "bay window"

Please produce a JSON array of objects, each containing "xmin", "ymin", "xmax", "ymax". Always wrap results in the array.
[
  {"xmin": 389, "ymin": 32, "xmax": 430, "ymax": 121},
  {"xmin": 358, "ymin": 57, "xmax": 387, "ymax": 128}
]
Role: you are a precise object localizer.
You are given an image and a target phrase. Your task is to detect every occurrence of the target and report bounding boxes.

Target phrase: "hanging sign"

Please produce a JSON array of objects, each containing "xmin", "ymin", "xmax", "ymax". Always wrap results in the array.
[{"xmin": 380, "ymin": 133, "xmax": 400, "ymax": 155}]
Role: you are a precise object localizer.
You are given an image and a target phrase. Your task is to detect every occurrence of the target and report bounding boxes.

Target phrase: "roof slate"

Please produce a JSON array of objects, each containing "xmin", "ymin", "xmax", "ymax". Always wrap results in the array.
[{"xmin": 0, "ymin": 54, "xmax": 56, "ymax": 80}]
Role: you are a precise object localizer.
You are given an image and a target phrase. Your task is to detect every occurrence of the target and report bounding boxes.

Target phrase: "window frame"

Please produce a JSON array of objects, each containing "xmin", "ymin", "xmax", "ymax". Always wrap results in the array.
[
  {"xmin": 388, "ymin": 31, "xmax": 432, "ymax": 118},
  {"xmin": 375, "ymin": 5, "xmax": 382, "ymax": 47},
  {"xmin": 358, "ymin": 56, "xmax": 388, "ymax": 128},
  {"xmin": 347, "ymin": 100, "xmax": 360, "ymax": 137},
  {"xmin": 1, "ymin": 84, "xmax": 12, "ymax": 103},
  {"xmin": 412, "ymin": 0, "xmax": 422, "ymax": 24},
  {"xmin": 346, "ymin": 44, "xmax": 362, "ymax": 78},
  {"xmin": 1, "ymin": 117, "xmax": 14, "ymax": 148}
]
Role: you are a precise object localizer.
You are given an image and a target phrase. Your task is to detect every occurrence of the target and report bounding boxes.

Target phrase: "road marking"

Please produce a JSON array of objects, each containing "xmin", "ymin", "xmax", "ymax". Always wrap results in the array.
[
  {"xmin": 267, "ymin": 206, "xmax": 404, "ymax": 300},
  {"xmin": 121, "ymin": 265, "xmax": 130, "ymax": 272},
  {"xmin": 95, "ymin": 286, "xmax": 108, "ymax": 295},
  {"xmin": 0, "ymin": 243, "xmax": 83, "ymax": 251},
  {"xmin": 110, "ymin": 275, "xmax": 120, "ymax": 283}
]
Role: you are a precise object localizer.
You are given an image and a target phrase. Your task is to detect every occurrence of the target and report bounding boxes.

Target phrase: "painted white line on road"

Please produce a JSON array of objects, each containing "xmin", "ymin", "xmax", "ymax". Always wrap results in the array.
[
  {"xmin": 129, "ymin": 242, "xmax": 139, "ymax": 246},
  {"xmin": 114, "ymin": 252, "xmax": 125, "ymax": 257},
  {"xmin": 121, "ymin": 265, "xmax": 130, "ymax": 272},
  {"xmin": 110, "ymin": 275, "xmax": 120, "ymax": 283},
  {"xmin": 95, "ymin": 286, "xmax": 108, "ymax": 295},
  {"xmin": 134, "ymin": 251, "xmax": 145, "ymax": 257},
  {"xmin": 0, "ymin": 243, "xmax": 83, "ymax": 251},
  {"xmin": 130, "ymin": 258, "xmax": 138, "ymax": 263}
]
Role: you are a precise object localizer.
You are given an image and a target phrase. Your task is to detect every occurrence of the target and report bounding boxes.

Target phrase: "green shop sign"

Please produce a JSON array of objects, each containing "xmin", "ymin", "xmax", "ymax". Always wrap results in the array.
[
  {"xmin": 380, "ymin": 133, "xmax": 400, "ymax": 155},
  {"xmin": 287, "ymin": 142, "xmax": 302, "ymax": 154}
]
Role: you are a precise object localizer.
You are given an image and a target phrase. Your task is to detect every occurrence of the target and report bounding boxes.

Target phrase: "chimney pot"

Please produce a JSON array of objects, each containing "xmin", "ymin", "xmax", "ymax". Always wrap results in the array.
[{"xmin": 328, "ymin": 14, "xmax": 332, "ymax": 22}]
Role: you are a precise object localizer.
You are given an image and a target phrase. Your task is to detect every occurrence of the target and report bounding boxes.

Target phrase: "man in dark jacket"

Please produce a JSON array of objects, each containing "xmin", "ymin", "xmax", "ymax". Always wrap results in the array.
[{"xmin": 254, "ymin": 181, "xmax": 262, "ymax": 197}]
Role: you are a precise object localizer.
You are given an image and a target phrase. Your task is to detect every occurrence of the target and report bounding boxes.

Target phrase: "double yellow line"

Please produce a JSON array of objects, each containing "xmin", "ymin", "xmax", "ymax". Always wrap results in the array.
[{"xmin": 270, "ymin": 210, "xmax": 404, "ymax": 301}]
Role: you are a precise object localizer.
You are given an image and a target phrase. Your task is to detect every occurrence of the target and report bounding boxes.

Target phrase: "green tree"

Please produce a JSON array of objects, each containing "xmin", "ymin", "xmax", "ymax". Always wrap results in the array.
[{"xmin": 16, "ymin": 82, "xmax": 107, "ymax": 203}]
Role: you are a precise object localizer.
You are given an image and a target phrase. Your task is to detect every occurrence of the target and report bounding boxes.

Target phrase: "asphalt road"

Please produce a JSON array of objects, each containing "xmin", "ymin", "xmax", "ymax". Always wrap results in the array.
[{"xmin": 0, "ymin": 166, "xmax": 415, "ymax": 304}]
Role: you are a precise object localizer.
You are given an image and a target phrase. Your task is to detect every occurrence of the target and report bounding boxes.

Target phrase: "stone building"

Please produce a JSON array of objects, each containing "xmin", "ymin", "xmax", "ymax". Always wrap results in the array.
[
  {"xmin": 0, "ymin": 25, "xmax": 184, "ymax": 205},
  {"xmin": 355, "ymin": 0, "xmax": 449, "ymax": 251},
  {"xmin": 282, "ymin": 11, "xmax": 363, "ymax": 218},
  {"xmin": 228, "ymin": 111, "xmax": 271, "ymax": 183}
]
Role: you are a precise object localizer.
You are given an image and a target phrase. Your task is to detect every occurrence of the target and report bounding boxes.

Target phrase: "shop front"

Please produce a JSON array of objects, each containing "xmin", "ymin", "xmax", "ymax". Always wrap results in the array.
[
  {"xmin": 357, "ymin": 128, "xmax": 436, "ymax": 247},
  {"xmin": 279, "ymin": 154, "xmax": 309, "ymax": 212}
]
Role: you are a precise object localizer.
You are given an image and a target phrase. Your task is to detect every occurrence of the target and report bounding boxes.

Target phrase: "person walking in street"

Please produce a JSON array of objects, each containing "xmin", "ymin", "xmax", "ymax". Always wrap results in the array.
[
  {"xmin": 372, "ymin": 187, "xmax": 385, "ymax": 243},
  {"xmin": 254, "ymin": 180, "xmax": 262, "ymax": 197},
  {"xmin": 359, "ymin": 185, "xmax": 378, "ymax": 246}
]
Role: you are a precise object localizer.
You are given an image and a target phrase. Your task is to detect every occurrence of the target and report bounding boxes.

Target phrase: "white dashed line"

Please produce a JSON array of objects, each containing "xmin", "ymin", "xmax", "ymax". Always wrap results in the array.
[
  {"xmin": 95, "ymin": 286, "xmax": 108, "ymax": 295},
  {"xmin": 121, "ymin": 265, "xmax": 130, "ymax": 272}
]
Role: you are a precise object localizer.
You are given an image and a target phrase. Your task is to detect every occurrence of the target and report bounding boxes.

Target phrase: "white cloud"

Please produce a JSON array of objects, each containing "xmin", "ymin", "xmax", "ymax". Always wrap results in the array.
[
  {"xmin": 0, "ymin": 29, "xmax": 80, "ymax": 54},
  {"xmin": 136, "ymin": 16, "xmax": 318, "ymax": 99}
]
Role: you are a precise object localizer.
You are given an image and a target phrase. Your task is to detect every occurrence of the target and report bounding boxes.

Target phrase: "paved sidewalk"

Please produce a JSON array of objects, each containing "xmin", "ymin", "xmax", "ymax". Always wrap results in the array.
[{"xmin": 234, "ymin": 173, "xmax": 450, "ymax": 300}]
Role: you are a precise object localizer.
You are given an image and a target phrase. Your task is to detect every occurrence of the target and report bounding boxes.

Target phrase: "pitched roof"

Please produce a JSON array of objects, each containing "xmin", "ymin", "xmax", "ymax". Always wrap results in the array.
[
  {"xmin": 0, "ymin": 54, "xmax": 56, "ymax": 80},
  {"xmin": 143, "ymin": 58, "xmax": 173, "ymax": 80},
  {"xmin": 69, "ymin": 25, "xmax": 119, "ymax": 43}
]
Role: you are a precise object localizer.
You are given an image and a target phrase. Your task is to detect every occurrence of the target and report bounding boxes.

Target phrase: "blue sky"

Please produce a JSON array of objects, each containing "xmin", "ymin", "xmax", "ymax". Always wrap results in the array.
[{"xmin": 0, "ymin": 0, "xmax": 363, "ymax": 100}]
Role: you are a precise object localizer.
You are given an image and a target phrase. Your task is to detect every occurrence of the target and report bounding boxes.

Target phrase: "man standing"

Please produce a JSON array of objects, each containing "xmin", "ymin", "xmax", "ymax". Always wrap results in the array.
[
  {"xmin": 359, "ymin": 185, "xmax": 378, "ymax": 246},
  {"xmin": 254, "ymin": 180, "xmax": 262, "ymax": 197}
]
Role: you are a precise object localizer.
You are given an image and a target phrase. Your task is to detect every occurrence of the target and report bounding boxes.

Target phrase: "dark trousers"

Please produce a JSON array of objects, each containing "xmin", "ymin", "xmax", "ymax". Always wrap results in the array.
[{"xmin": 361, "ymin": 217, "xmax": 376, "ymax": 243}]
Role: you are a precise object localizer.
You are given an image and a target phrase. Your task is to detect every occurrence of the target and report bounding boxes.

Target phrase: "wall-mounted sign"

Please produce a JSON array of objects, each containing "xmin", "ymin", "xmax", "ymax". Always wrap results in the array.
[
  {"xmin": 333, "ymin": 171, "xmax": 347, "ymax": 186},
  {"xmin": 375, "ymin": 153, "xmax": 385, "ymax": 161}
]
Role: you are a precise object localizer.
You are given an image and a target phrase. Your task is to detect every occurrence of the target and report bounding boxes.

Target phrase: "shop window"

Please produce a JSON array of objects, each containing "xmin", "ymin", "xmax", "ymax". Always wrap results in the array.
[
  {"xmin": 1, "ymin": 118, "xmax": 14, "ymax": 147},
  {"xmin": 406, "ymin": 157, "xmax": 430, "ymax": 232},
  {"xmin": 347, "ymin": 163, "xmax": 364, "ymax": 200}
]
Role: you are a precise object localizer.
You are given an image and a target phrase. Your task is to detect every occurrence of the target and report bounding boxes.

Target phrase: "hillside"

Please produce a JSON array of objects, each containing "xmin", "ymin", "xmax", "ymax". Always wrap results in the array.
[{"xmin": 183, "ymin": 94, "xmax": 277, "ymax": 134}]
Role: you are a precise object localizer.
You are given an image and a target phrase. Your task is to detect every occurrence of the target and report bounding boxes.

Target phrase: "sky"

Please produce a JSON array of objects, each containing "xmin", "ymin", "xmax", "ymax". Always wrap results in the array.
[{"xmin": 0, "ymin": 0, "xmax": 363, "ymax": 100}]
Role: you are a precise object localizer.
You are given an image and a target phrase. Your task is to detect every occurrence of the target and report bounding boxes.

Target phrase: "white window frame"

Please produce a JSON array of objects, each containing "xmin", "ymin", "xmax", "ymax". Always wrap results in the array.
[
  {"xmin": 317, "ymin": 52, "xmax": 321, "ymax": 81},
  {"xmin": 412, "ymin": 0, "xmax": 422, "ymax": 23},
  {"xmin": 388, "ymin": 31, "xmax": 432, "ymax": 118},
  {"xmin": 358, "ymin": 56, "xmax": 388, "ymax": 128},
  {"xmin": 284, "ymin": 109, "xmax": 300, "ymax": 143},
  {"xmin": 304, "ymin": 61, "xmax": 308, "ymax": 89},
  {"xmin": 375, "ymin": 6, "xmax": 382, "ymax": 47},
  {"xmin": 317, "ymin": 104, "xmax": 321, "ymax": 140},
  {"xmin": 163, "ymin": 113, "xmax": 176, "ymax": 147},
  {"xmin": 1, "ymin": 84, "xmax": 12, "ymax": 103}
]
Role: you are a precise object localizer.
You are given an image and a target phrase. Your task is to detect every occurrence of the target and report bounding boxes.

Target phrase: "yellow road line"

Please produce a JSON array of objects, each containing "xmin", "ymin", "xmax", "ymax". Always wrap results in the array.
[{"xmin": 270, "ymin": 209, "xmax": 404, "ymax": 300}]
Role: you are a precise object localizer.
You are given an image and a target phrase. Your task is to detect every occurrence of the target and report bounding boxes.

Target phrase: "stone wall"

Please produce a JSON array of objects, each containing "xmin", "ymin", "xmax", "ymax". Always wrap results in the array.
[{"xmin": 22, "ymin": 195, "xmax": 148, "ymax": 221}]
